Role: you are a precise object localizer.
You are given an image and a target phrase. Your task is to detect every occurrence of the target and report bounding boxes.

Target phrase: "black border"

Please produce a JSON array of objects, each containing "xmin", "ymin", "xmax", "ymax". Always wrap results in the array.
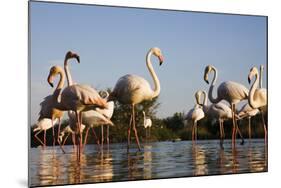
[{"xmin": 28, "ymin": 0, "xmax": 269, "ymax": 187}]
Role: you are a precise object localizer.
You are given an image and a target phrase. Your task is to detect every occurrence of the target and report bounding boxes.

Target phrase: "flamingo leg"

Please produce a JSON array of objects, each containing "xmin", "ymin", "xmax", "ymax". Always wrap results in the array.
[
  {"xmin": 127, "ymin": 113, "xmax": 133, "ymax": 151},
  {"xmin": 194, "ymin": 121, "xmax": 198, "ymax": 142},
  {"xmin": 75, "ymin": 111, "xmax": 80, "ymax": 161},
  {"xmin": 219, "ymin": 120, "xmax": 224, "ymax": 149},
  {"xmin": 231, "ymin": 103, "xmax": 237, "ymax": 148},
  {"xmin": 34, "ymin": 130, "xmax": 44, "ymax": 146},
  {"xmin": 44, "ymin": 129, "xmax": 46, "ymax": 147},
  {"xmin": 191, "ymin": 122, "xmax": 195, "ymax": 143},
  {"xmin": 79, "ymin": 112, "xmax": 83, "ymax": 155},
  {"xmin": 106, "ymin": 125, "xmax": 109, "ymax": 146},
  {"xmin": 248, "ymin": 117, "xmax": 252, "ymax": 139},
  {"xmin": 52, "ymin": 120, "xmax": 55, "ymax": 147},
  {"xmin": 236, "ymin": 123, "xmax": 245, "ymax": 145},
  {"xmin": 261, "ymin": 111, "xmax": 267, "ymax": 144},
  {"xmin": 92, "ymin": 128, "xmax": 101, "ymax": 150},
  {"xmin": 83, "ymin": 127, "xmax": 90, "ymax": 148},
  {"xmin": 132, "ymin": 104, "xmax": 141, "ymax": 151},
  {"xmin": 101, "ymin": 125, "xmax": 104, "ymax": 148},
  {"xmin": 63, "ymin": 132, "xmax": 70, "ymax": 146},
  {"xmin": 72, "ymin": 133, "xmax": 76, "ymax": 149},
  {"xmin": 57, "ymin": 118, "xmax": 61, "ymax": 144}
]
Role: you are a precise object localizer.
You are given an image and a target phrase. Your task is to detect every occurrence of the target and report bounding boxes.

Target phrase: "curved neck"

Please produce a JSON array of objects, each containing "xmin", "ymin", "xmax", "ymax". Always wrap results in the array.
[
  {"xmin": 53, "ymin": 70, "xmax": 65, "ymax": 100},
  {"xmin": 64, "ymin": 58, "xmax": 73, "ymax": 86},
  {"xmin": 248, "ymin": 72, "xmax": 259, "ymax": 109},
  {"xmin": 208, "ymin": 67, "xmax": 221, "ymax": 104},
  {"xmin": 146, "ymin": 50, "xmax": 160, "ymax": 98},
  {"xmin": 259, "ymin": 66, "xmax": 263, "ymax": 88},
  {"xmin": 202, "ymin": 91, "xmax": 208, "ymax": 106}
]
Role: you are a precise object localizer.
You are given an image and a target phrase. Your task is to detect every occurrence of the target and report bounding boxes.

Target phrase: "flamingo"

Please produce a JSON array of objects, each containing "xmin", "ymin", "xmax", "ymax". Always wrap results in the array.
[
  {"xmin": 196, "ymin": 90, "xmax": 244, "ymax": 148},
  {"xmin": 143, "ymin": 111, "xmax": 152, "ymax": 140},
  {"xmin": 185, "ymin": 92, "xmax": 205, "ymax": 142},
  {"xmin": 96, "ymin": 91, "xmax": 115, "ymax": 147},
  {"xmin": 237, "ymin": 65, "xmax": 264, "ymax": 139},
  {"xmin": 204, "ymin": 65, "xmax": 248, "ymax": 147},
  {"xmin": 248, "ymin": 66, "xmax": 267, "ymax": 142},
  {"xmin": 58, "ymin": 124, "xmax": 86, "ymax": 147},
  {"xmin": 63, "ymin": 52, "xmax": 115, "ymax": 148},
  {"xmin": 33, "ymin": 118, "xmax": 58, "ymax": 146},
  {"xmin": 109, "ymin": 47, "xmax": 164, "ymax": 151},
  {"xmin": 47, "ymin": 65, "xmax": 108, "ymax": 160}
]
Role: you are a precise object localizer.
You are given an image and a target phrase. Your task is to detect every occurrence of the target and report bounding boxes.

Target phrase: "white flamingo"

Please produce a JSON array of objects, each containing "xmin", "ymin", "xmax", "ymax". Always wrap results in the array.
[
  {"xmin": 143, "ymin": 111, "xmax": 152, "ymax": 140},
  {"xmin": 248, "ymin": 66, "xmax": 267, "ymax": 142},
  {"xmin": 204, "ymin": 65, "xmax": 248, "ymax": 147},
  {"xmin": 197, "ymin": 90, "xmax": 244, "ymax": 147},
  {"xmin": 237, "ymin": 65, "xmax": 264, "ymax": 139},
  {"xmin": 109, "ymin": 47, "xmax": 164, "ymax": 151},
  {"xmin": 47, "ymin": 65, "xmax": 107, "ymax": 160},
  {"xmin": 96, "ymin": 91, "xmax": 115, "ymax": 146},
  {"xmin": 185, "ymin": 92, "xmax": 205, "ymax": 142},
  {"xmin": 33, "ymin": 118, "xmax": 58, "ymax": 146}
]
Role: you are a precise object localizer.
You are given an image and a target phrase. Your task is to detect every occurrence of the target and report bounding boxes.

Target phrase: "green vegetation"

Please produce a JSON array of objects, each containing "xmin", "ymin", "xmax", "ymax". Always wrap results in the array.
[{"xmin": 30, "ymin": 96, "xmax": 268, "ymax": 147}]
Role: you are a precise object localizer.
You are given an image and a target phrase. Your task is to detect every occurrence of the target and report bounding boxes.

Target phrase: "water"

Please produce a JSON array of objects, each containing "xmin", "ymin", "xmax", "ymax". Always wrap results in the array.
[{"xmin": 29, "ymin": 139, "xmax": 267, "ymax": 187}]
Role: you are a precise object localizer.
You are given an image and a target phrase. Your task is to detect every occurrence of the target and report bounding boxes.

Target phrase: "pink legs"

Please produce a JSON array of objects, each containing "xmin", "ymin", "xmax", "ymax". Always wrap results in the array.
[
  {"xmin": 132, "ymin": 104, "xmax": 141, "ymax": 151},
  {"xmin": 127, "ymin": 114, "xmax": 133, "ymax": 151},
  {"xmin": 34, "ymin": 130, "xmax": 44, "ymax": 146},
  {"xmin": 127, "ymin": 104, "xmax": 141, "ymax": 151}
]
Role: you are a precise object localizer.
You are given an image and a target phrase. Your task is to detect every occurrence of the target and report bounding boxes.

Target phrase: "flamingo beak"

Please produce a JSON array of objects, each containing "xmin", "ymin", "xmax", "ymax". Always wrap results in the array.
[
  {"xmin": 248, "ymin": 76, "xmax": 251, "ymax": 84},
  {"xmin": 76, "ymin": 55, "xmax": 80, "ymax": 63},
  {"xmin": 159, "ymin": 55, "xmax": 164, "ymax": 66},
  {"xmin": 47, "ymin": 75, "xmax": 54, "ymax": 87},
  {"xmin": 204, "ymin": 75, "xmax": 209, "ymax": 84}
]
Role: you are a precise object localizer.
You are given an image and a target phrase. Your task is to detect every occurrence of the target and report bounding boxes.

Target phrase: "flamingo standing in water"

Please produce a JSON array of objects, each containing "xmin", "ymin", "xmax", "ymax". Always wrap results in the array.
[
  {"xmin": 248, "ymin": 66, "xmax": 267, "ymax": 142},
  {"xmin": 237, "ymin": 65, "xmax": 264, "ymax": 139},
  {"xmin": 185, "ymin": 92, "xmax": 205, "ymax": 142},
  {"xmin": 143, "ymin": 111, "xmax": 152, "ymax": 140},
  {"xmin": 204, "ymin": 65, "xmax": 248, "ymax": 147},
  {"xmin": 33, "ymin": 118, "xmax": 58, "ymax": 146},
  {"xmin": 63, "ymin": 52, "xmax": 114, "ymax": 148},
  {"xmin": 47, "ymin": 65, "xmax": 107, "ymax": 160},
  {"xmin": 196, "ymin": 90, "xmax": 244, "ymax": 148},
  {"xmin": 109, "ymin": 47, "xmax": 164, "ymax": 151}
]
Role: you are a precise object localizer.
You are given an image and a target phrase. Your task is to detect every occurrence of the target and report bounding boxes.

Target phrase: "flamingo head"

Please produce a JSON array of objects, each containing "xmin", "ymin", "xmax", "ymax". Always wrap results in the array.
[
  {"xmin": 47, "ymin": 65, "xmax": 64, "ymax": 87},
  {"xmin": 260, "ymin": 64, "xmax": 264, "ymax": 72},
  {"xmin": 65, "ymin": 51, "xmax": 80, "ymax": 64},
  {"xmin": 248, "ymin": 67, "xmax": 258, "ymax": 84},
  {"xmin": 151, "ymin": 47, "xmax": 164, "ymax": 66},
  {"xmin": 204, "ymin": 65, "xmax": 213, "ymax": 84},
  {"xmin": 195, "ymin": 90, "xmax": 203, "ymax": 106}
]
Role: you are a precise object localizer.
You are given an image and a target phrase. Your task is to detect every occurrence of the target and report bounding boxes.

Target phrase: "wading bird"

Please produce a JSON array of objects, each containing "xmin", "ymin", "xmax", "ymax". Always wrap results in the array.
[
  {"xmin": 47, "ymin": 64, "xmax": 107, "ymax": 160},
  {"xmin": 237, "ymin": 65, "xmax": 264, "ymax": 139},
  {"xmin": 185, "ymin": 92, "xmax": 205, "ymax": 142},
  {"xmin": 109, "ymin": 47, "xmax": 164, "ymax": 151},
  {"xmin": 196, "ymin": 90, "xmax": 244, "ymax": 148},
  {"xmin": 204, "ymin": 65, "xmax": 248, "ymax": 147},
  {"xmin": 248, "ymin": 66, "xmax": 267, "ymax": 142},
  {"xmin": 143, "ymin": 111, "xmax": 152, "ymax": 140},
  {"xmin": 33, "ymin": 118, "xmax": 58, "ymax": 146},
  {"xmin": 63, "ymin": 51, "xmax": 114, "ymax": 149}
]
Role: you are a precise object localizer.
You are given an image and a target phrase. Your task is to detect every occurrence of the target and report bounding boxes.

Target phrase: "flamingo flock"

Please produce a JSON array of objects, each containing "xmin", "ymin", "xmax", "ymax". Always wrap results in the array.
[
  {"xmin": 33, "ymin": 48, "xmax": 267, "ymax": 161},
  {"xmin": 185, "ymin": 64, "xmax": 267, "ymax": 148}
]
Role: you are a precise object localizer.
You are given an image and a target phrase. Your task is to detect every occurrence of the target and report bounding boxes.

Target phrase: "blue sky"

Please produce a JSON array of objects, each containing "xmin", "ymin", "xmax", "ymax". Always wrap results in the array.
[{"xmin": 30, "ymin": 1, "xmax": 267, "ymax": 124}]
